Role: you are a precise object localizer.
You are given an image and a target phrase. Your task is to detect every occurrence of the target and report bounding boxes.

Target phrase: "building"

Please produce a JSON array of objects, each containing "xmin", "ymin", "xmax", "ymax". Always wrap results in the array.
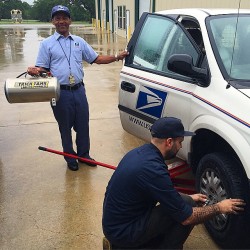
[
  {"xmin": 10, "ymin": 9, "xmax": 22, "ymax": 23},
  {"xmin": 94, "ymin": 0, "xmax": 250, "ymax": 39}
]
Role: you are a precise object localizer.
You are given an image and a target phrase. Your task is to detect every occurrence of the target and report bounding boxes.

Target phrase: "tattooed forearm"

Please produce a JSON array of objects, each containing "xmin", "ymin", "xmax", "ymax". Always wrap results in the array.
[{"xmin": 183, "ymin": 204, "xmax": 221, "ymax": 225}]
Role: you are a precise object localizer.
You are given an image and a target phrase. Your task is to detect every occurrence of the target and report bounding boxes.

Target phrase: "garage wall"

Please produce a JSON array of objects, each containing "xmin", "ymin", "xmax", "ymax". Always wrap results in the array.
[
  {"xmin": 139, "ymin": 0, "xmax": 151, "ymax": 16},
  {"xmin": 113, "ymin": 0, "xmax": 134, "ymax": 38},
  {"xmin": 96, "ymin": 0, "xmax": 250, "ymax": 39}
]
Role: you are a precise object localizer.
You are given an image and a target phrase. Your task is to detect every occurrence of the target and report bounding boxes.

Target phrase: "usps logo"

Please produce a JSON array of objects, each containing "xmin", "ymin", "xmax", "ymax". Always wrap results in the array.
[{"xmin": 136, "ymin": 86, "xmax": 167, "ymax": 118}]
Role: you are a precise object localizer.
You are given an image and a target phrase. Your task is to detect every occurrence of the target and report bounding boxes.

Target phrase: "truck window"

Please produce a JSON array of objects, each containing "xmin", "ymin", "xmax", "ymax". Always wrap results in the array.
[
  {"xmin": 132, "ymin": 15, "xmax": 174, "ymax": 70},
  {"xmin": 160, "ymin": 25, "xmax": 199, "ymax": 75},
  {"xmin": 131, "ymin": 14, "xmax": 199, "ymax": 81},
  {"xmin": 207, "ymin": 15, "xmax": 250, "ymax": 82}
]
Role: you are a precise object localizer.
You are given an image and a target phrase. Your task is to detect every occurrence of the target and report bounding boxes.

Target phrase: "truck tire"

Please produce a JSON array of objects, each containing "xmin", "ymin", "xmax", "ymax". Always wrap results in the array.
[{"xmin": 196, "ymin": 153, "xmax": 250, "ymax": 249}]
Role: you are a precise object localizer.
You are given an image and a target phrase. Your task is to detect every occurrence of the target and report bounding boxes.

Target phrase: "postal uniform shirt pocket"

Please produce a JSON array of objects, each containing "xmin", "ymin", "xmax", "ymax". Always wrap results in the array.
[{"xmin": 73, "ymin": 48, "xmax": 83, "ymax": 63}]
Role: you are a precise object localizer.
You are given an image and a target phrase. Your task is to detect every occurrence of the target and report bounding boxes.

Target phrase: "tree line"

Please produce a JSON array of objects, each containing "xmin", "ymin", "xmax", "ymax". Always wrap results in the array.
[{"xmin": 0, "ymin": 0, "xmax": 95, "ymax": 22}]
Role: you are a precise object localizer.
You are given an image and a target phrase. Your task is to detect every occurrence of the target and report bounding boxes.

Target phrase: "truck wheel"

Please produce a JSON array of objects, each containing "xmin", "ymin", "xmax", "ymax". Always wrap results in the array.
[{"xmin": 196, "ymin": 153, "xmax": 250, "ymax": 249}]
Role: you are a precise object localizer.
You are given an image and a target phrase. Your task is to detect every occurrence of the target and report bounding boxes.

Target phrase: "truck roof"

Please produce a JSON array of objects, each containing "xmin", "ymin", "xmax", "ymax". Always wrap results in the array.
[{"xmin": 156, "ymin": 8, "xmax": 250, "ymax": 17}]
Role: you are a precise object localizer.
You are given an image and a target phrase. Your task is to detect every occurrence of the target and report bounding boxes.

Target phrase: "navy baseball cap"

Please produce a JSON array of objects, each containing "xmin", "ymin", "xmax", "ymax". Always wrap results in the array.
[
  {"xmin": 51, "ymin": 5, "xmax": 70, "ymax": 19},
  {"xmin": 150, "ymin": 117, "xmax": 195, "ymax": 138}
]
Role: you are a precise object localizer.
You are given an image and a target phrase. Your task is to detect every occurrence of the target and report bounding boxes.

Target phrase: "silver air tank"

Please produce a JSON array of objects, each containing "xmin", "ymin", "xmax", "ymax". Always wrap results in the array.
[{"xmin": 5, "ymin": 76, "xmax": 60, "ymax": 105}]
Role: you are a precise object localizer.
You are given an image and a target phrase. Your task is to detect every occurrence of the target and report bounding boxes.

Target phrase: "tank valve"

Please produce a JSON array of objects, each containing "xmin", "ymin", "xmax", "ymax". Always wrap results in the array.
[{"xmin": 51, "ymin": 98, "xmax": 56, "ymax": 106}]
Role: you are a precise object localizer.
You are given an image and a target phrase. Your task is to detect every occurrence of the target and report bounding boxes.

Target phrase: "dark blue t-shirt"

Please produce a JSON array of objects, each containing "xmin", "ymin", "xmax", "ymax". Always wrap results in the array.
[{"xmin": 102, "ymin": 143, "xmax": 192, "ymax": 245}]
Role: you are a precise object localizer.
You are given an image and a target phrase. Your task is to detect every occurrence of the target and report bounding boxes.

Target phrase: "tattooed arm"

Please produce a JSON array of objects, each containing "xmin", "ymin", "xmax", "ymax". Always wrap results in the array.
[{"xmin": 182, "ymin": 198, "xmax": 245, "ymax": 225}]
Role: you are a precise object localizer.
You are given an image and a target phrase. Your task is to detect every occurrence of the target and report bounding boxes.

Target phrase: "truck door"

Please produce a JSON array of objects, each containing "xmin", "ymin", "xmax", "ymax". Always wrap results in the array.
[{"xmin": 119, "ymin": 13, "xmax": 202, "ymax": 150}]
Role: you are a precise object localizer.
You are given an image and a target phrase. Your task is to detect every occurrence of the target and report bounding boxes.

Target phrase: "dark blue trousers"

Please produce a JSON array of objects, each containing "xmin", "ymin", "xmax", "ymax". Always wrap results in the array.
[
  {"xmin": 109, "ymin": 194, "xmax": 195, "ymax": 249},
  {"xmin": 51, "ymin": 84, "xmax": 90, "ymax": 164}
]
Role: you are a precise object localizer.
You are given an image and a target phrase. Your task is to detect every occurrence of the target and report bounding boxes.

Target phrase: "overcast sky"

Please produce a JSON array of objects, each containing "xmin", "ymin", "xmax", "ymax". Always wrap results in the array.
[{"xmin": 23, "ymin": 0, "xmax": 34, "ymax": 5}]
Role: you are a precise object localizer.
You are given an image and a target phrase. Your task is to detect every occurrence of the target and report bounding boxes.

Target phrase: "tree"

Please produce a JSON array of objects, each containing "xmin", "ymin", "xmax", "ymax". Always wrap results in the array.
[
  {"xmin": 0, "ymin": 0, "xmax": 32, "ymax": 20},
  {"xmin": 70, "ymin": 4, "xmax": 91, "ymax": 21},
  {"xmin": 31, "ymin": 0, "xmax": 94, "ymax": 22},
  {"xmin": 69, "ymin": 0, "xmax": 95, "ymax": 19},
  {"xmin": 0, "ymin": 0, "xmax": 95, "ymax": 22},
  {"xmin": 21, "ymin": 2, "xmax": 32, "ymax": 19},
  {"xmin": 1, "ymin": 0, "xmax": 23, "ymax": 19}
]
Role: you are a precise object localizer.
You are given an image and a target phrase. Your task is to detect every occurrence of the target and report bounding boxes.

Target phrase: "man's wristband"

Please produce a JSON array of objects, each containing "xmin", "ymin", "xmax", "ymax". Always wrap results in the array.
[{"xmin": 115, "ymin": 53, "xmax": 119, "ymax": 61}]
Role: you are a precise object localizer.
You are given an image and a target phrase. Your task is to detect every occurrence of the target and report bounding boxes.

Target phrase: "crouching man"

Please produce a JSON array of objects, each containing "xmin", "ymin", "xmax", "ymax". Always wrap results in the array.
[{"xmin": 102, "ymin": 117, "xmax": 245, "ymax": 249}]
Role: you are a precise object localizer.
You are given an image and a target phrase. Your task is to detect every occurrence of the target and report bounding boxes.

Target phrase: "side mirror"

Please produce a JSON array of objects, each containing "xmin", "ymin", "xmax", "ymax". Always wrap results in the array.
[{"xmin": 167, "ymin": 54, "xmax": 209, "ymax": 85}]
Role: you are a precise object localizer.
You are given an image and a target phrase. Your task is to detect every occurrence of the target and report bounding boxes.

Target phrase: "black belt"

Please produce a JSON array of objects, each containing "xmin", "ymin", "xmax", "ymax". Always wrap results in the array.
[{"xmin": 60, "ymin": 82, "xmax": 83, "ymax": 90}]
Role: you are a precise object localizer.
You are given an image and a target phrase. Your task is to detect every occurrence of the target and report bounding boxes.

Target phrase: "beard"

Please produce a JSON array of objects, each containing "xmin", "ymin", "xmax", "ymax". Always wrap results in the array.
[{"xmin": 164, "ymin": 148, "xmax": 177, "ymax": 160}]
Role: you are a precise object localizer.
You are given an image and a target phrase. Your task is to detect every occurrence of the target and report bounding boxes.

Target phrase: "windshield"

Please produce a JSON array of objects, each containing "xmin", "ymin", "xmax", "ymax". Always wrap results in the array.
[{"xmin": 207, "ymin": 14, "xmax": 250, "ymax": 84}]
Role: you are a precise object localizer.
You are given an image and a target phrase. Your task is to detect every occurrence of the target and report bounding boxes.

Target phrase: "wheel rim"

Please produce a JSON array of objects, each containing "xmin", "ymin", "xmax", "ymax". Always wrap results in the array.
[{"xmin": 200, "ymin": 168, "xmax": 228, "ymax": 230}]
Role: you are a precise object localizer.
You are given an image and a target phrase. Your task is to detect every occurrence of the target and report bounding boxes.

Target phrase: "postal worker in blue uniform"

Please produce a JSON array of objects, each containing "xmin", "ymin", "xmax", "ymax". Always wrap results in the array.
[
  {"xmin": 102, "ymin": 117, "xmax": 245, "ymax": 249},
  {"xmin": 27, "ymin": 5, "xmax": 128, "ymax": 171}
]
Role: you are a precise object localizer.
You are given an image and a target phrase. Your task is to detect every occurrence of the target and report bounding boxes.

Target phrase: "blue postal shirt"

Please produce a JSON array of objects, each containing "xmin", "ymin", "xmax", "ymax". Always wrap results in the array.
[
  {"xmin": 102, "ymin": 143, "xmax": 193, "ymax": 245},
  {"xmin": 36, "ymin": 31, "xmax": 98, "ymax": 85}
]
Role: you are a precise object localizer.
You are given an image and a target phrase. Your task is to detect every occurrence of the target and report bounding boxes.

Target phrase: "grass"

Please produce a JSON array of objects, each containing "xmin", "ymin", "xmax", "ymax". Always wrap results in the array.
[{"xmin": 0, "ymin": 19, "xmax": 91, "ymax": 25}]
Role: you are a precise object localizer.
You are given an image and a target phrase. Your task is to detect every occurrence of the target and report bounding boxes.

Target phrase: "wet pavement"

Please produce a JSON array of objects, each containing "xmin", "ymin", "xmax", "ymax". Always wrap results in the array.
[{"xmin": 0, "ymin": 24, "xmax": 219, "ymax": 249}]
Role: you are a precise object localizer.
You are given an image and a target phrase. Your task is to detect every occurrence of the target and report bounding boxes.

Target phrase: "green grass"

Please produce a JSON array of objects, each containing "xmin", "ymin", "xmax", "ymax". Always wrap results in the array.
[{"xmin": 0, "ymin": 19, "xmax": 91, "ymax": 25}]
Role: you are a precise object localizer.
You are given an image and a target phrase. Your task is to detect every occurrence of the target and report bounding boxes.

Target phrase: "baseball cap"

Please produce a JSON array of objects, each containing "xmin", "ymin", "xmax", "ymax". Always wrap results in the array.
[
  {"xmin": 51, "ymin": 5, "xmax": 70, "ymax": 19},
  {"xmin": 150, "ymin": 117, "xmax": 195, "ymax": 138}
]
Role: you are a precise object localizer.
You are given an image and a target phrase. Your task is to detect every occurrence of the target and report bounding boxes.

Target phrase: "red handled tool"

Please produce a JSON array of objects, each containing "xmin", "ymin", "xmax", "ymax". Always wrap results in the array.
[
  {"xmin": 38, "ymin": 146, "xmax": 195, "ymax": 194},
  {"xmin": 38, "ymin": 146, "xmax": 116, "ymax": 170}
]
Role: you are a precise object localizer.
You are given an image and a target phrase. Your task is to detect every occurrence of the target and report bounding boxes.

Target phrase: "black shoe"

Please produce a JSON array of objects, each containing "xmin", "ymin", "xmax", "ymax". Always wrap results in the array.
[
  {"xmin": 78, "ymin": 156, "xmax": 97, "ymax": 167},
  {"xmin": 67, "ymin": 162, "xmax": 79, "ymax": 171}
]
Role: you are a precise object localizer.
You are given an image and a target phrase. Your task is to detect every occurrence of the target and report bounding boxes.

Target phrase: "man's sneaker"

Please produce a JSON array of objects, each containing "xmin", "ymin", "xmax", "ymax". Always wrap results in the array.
[
  {"xmin": 78, "ymin": 155, "xmax": 97, "ymax": 167},
  {"xmin": 67, "ymin": 162, "xmax": 79, "ymax": 171}
]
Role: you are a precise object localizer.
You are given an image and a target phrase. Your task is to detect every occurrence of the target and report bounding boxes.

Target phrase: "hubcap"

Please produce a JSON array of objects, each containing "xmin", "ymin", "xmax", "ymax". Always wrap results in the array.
[{"xmin": 200, "ymin": 168, "xmax": 228, "ymax": 230}]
